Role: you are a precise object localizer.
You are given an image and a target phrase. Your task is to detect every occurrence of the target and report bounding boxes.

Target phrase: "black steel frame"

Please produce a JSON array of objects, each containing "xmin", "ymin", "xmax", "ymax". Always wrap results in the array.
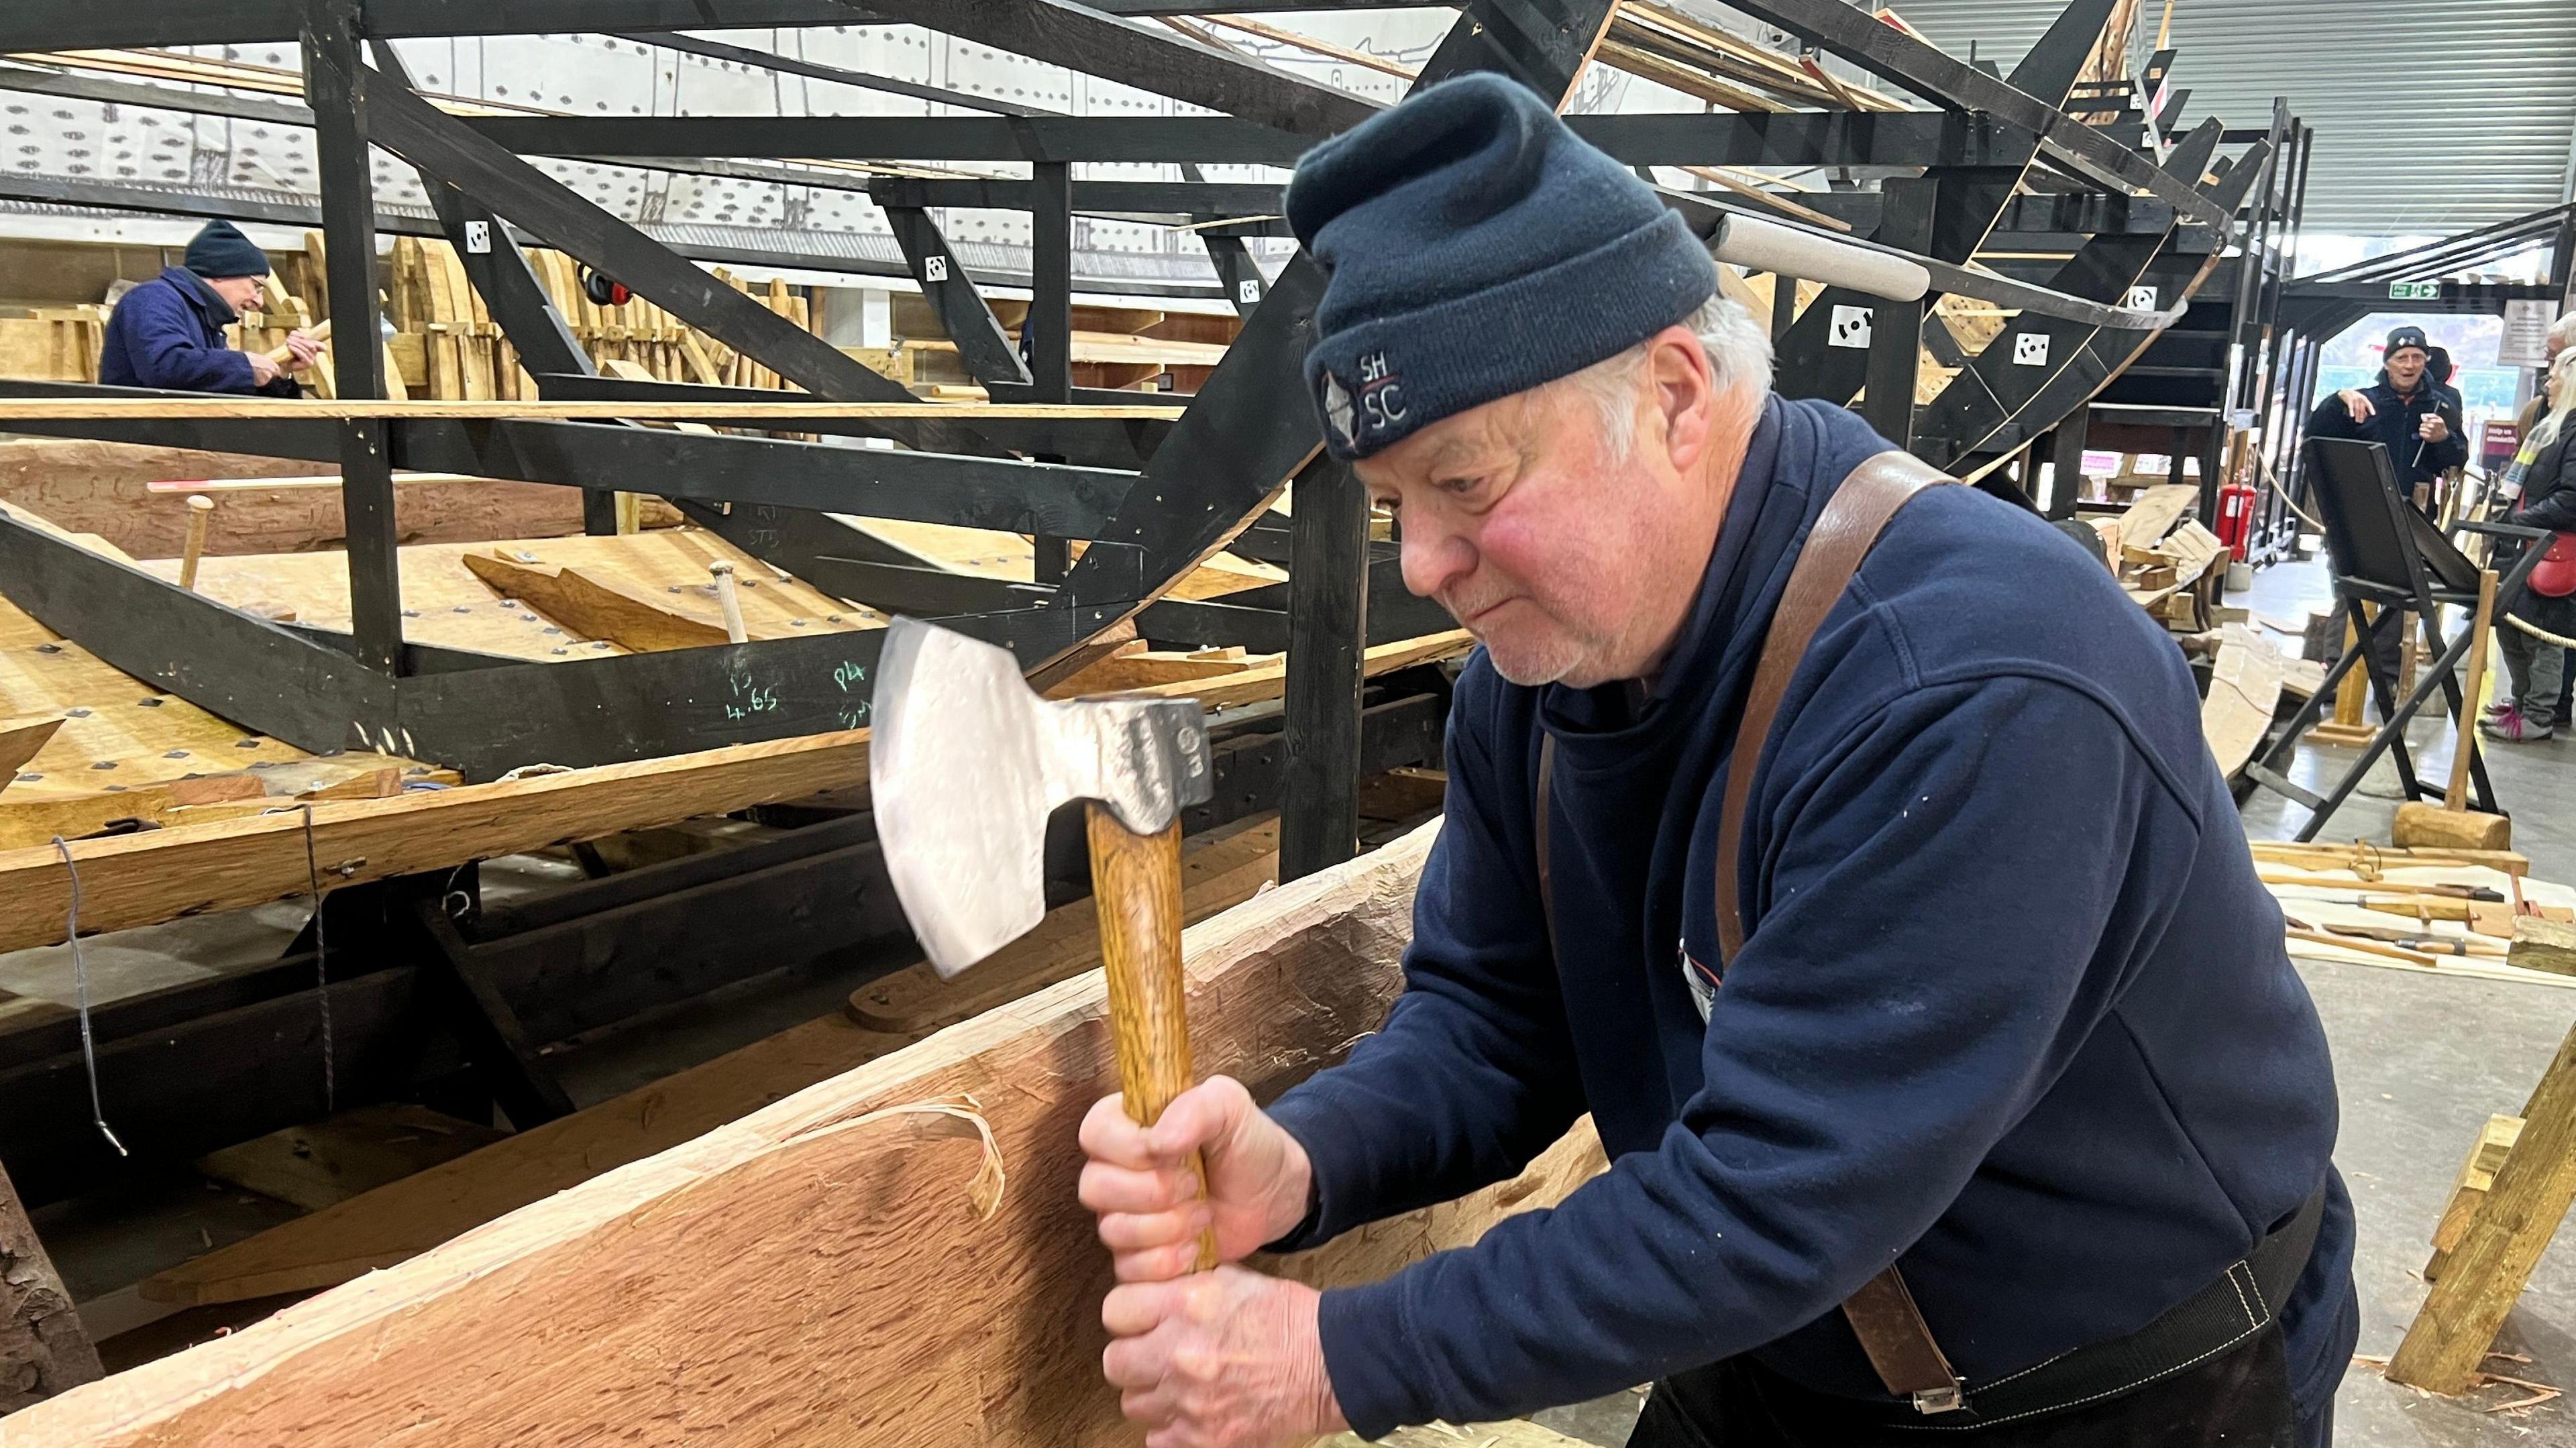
[
  {"xmin": 0, "ymin": 0, "xmax": 2326, "ymax": 1209},
  {"xmin": 0, "ymin": 0, "xmax": 2269, "ymax": 864}
]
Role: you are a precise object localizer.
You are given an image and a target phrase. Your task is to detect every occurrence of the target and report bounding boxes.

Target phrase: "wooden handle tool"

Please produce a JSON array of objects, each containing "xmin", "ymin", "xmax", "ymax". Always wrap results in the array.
[
  {"xmin": 178, "ymin": 494, "xmax": 215, "ymax": 591},
  {"xmin": 263, "ymin": 317, "xmax": 331, "ymax": 367},
  {"xmin": 2445, "ymin": 567, "xmax": 2497, "ymax": 812},
  {"xmin": 1087, "ymin": 805, "xmax": 1220, "ymax": 1272}
]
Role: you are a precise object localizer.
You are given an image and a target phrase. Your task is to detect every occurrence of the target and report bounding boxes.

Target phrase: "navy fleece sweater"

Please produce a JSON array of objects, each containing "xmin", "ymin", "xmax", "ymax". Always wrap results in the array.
[
  {"xmin": 1265, "ymin": 396, "xmax": 2355, "ymax": 1437},
  {"xmin": 100, "ymin": 267, "xmax": 297, "ymax": 396}
]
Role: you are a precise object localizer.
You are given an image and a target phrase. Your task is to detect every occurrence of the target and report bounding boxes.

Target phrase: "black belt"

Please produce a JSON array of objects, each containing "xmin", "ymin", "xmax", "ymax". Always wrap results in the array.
[{"xmin": 1886, "ymin": 1186, "xmax": 2328, "ymax": 1431}]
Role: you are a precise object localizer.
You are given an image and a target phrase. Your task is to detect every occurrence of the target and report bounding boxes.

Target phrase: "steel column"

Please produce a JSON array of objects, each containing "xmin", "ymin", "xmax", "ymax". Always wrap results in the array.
[
  {"xmin": 303, "ymin": 0, "xmax": 403, "ymax": 675},
  {"xmin": 1278, "ymin": 455, "xmax": 1371, "ymax": 880},
  {"xmin": 1862, "ymin": 175, "xmax": 1935, "ymax": 445}
]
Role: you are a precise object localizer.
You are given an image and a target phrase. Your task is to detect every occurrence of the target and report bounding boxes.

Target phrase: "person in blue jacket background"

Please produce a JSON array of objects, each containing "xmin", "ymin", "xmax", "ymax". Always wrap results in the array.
[
  {"xmin": 99, "ymin": 221, "xmax": 319, "ymax": 395},
  {"xmin": 1075, "ymin": 74, "xmax": 2354, "ymax": 1448}
]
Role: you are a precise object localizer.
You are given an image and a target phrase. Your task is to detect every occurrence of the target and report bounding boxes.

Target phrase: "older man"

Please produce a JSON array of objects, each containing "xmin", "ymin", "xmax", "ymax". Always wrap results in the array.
[
  {"xmin": 1079, "ymin": 74, "xmax": 2353, "ymax": 1448},
  {"xmin": 100, "ymin": 221, "xmax": 319, "ymax": 395},
  {"xmin": 2306, "ymin": 324, "xmax": 2465, "ymax": 506}
]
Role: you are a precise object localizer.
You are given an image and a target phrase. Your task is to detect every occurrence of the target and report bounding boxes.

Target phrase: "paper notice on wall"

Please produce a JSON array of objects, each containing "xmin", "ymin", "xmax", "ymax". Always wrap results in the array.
[{"xmin": 2502, "ymin": 298, "xmax": 2559, "ymax": 368}]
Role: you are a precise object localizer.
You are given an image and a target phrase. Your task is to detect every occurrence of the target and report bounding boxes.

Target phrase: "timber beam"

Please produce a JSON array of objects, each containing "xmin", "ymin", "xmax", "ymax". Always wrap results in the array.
[{"xmin": 0, "ymin": 824, "xmax": 1609, "ymax": 1448}]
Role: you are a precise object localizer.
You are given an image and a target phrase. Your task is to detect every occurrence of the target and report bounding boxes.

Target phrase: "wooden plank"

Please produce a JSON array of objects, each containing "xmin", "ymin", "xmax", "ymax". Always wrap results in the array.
[
  {"xmin": 2510, "ymin": 917, "xmax": 2576, "ymax": 978},
  {"xmin": 0, "ymin": 712, "xmax": 63, "ymax": 786},
  {"xmin": 2427, "ymin": 1114, "xmax": 2525, "ymax": 1281},
  {"xmin": 2200, "ymin": 624, "xmax": 2286, "ymax": 780},
  {"xmin": 148, "ymin": 819, "xmax": 1280, "ymax": 1308},
  {"xmin": 1047, "ymin": 649, "xmax": 1252, "ymax": 695},
  {"xmin": 2114, "ymin": 483, "xmax": 2198, "ymax": 550},
  {"xmin": 17, "ymin": 824, "xmax": 1609, "ymax": 1448},
  {"xmin": 195, "ymin": 1105, "xmax": 509, "ymax": 1214},
  {"xmin": 2247, "ymin": 842, "xmax": 2530, "ymax": 878},
  {"xmin": 458, "ymin": 551, "xmax": 748, "ymax": 651},
  {"xmin": 0, "ymin": 400, "xmax": 1187, "ymax": 421},
  {"xmin": 1125, "ymin": 630, "xmax": 1474, "ymax": 710},
  {"xmin": 2388, "ymin": 1017, "xmax": 2576, "ymax": 1392},
  {"xmin": 0, "ymin": 730, "xmax": 871, "ymax": 956}
]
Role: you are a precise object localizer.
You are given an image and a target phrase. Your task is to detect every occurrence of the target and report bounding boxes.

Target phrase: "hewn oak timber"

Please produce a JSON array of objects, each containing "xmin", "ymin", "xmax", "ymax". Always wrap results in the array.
[
  {"xmin": 140, "ymin": 820, "xmax": 1284, "ymax": 1308},
  {"xmin": 11, "ymin": 824, "xmax": 1610, "ymax": 1447}
]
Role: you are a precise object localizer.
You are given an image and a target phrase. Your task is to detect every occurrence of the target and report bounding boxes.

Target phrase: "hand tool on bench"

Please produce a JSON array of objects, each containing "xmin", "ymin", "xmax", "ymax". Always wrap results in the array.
[{"xmin": 870, "ymin": 616, "xmax": 1220, "ymax": 1268}]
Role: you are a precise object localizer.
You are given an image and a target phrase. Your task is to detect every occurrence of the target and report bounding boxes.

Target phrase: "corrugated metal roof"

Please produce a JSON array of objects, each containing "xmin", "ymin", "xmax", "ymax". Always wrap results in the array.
[{"xmin": 1882, "ymin": 0, "xmax": 2576, "ymax": 235}]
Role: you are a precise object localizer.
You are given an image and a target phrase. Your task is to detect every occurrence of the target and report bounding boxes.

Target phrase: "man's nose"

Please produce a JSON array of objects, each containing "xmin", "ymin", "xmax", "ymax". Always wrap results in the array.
[{"xmin": 1399, "ymin": 521, "xmax": 1474, "ymax": 600}]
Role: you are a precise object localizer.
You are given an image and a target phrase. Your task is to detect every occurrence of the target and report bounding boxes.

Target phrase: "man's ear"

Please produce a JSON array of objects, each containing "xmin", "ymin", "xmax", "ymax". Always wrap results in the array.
[{"xmin": 1646, "ymin": 324, "xmax": 1717, "ymax": 472}]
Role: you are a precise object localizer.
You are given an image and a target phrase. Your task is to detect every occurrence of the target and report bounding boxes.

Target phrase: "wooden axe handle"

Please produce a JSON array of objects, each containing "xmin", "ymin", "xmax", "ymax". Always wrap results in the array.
[
  {"xmin": 1086, "ymin": 803, "xmax": 1220, "ymax": 1272},
  {"xmin": 264, "ymin": 317, "xmax": 331, "ymax": 365}
]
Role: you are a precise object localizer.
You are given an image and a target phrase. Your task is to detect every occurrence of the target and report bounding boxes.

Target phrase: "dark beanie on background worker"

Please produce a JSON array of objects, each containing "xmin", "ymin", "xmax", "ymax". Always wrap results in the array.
[
  {"xmin": 183, "ymin": 220, "xmax": 269, "ymax": 280},
  {"xmin": 1285, "ymin": 72, "xmax": 1716, "ymax": 460}
]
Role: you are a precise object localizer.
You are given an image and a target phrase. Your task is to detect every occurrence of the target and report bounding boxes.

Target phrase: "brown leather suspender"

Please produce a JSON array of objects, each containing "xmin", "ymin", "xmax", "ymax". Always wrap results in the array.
[{"xmin": 1533, "ymin": 450, "xmax": 1966, "ymax": 1412}]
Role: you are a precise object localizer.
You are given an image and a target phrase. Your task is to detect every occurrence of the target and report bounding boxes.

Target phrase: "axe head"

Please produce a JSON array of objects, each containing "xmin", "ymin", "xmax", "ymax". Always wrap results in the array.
[{"xmin": 869, "ymin": 616, "xmax": 1214, "ymax": 979}]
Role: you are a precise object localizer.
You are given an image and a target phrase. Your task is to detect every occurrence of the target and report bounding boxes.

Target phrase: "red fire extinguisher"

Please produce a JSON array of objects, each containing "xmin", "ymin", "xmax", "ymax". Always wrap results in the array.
[{"xmin": 2215, "ymin": 479, "xmax": 2257, "ymax": 562}]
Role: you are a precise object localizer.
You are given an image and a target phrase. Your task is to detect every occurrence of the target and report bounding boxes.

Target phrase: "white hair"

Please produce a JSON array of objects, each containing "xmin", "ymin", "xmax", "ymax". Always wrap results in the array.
[{"xmin": 1547, "ymin": 294, "xmax": 1774, "ymax": 461}]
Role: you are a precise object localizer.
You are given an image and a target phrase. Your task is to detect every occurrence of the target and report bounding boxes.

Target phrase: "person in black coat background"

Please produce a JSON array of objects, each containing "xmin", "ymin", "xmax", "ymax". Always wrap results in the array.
[
  {"xmin": 2486, "ymin": 349, "xmax": 2576, "ymax": 742},
  {"xmin": 98, "ymin": 221, "xmax": 319, "ymax": 395},
  {"xmin": 2307, "ymin": 325, "xmax": 2467, "ymax": 506}
]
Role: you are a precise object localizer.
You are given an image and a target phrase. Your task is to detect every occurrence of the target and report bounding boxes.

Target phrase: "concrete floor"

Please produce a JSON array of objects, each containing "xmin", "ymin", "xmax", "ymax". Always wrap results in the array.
[{"xmin": 23, "ymin": 555, "xmax": 2576, "ymax": 1443}]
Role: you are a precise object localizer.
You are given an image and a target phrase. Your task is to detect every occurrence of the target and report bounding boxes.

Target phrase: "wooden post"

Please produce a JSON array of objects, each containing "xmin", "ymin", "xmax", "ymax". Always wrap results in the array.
[
  {"xmin": 0, "ymin": 1158, "xmax": 101, "ymax": 1412},
  {"xmin": 2308, "ymin": 610, "xmax": 2376, "ymax": 746},
  {"xmin": 2449, "ymin": 569, "xmax": 2499, "ymax": 812},
  {"xmin": 2396, "ymin": 568, "xmax": 2510, "ymax": 849},
  {"xmin": 708, "ymin": 561, "xmax": 748, "ymax": 645},
  {"xmin": 2387, "ymin": 1017, "xmax": 2576, "ymax": 1393},
  {"xmin": 178, "ymin": 494, "xmax": 215, "ymax": 591}
]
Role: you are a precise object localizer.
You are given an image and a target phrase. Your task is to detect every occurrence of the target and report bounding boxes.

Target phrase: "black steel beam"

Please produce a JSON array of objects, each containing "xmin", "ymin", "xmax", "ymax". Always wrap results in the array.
[
  {"xmin": 883, "ymin": 207, "xmax": 1031, "ymax": 387},
  {"xmin": 354, "ymin": 62, "xmax": 1009, "ymax": 461},
  {"xmin": 1862, "ymin": 175, "xmax": 1934, "ymax": 445},
  {"xmin": 618, "ymin": 29, "xmax": 1057, "ymax": 117},
  {"xmin": 1923, "ymin": 133, "xmax": 2265, "ymax": 471},
  {"xmin": 1050, "ymin": 0, "xmax": 1616, "ymax": 660},
  {"xmin": 370, "ymin": 38, "xmax": 612, "ymax": 534},
  {"xmin": 0, "ymin": 385, "xmax": 1132, "ymax": 537},
  {"xmin": 469, "ymin": 114, "xmax": 1309, "ymax": 165},
  {"xmin": 412, "ymin": 896, "xmax": 578, "ymax": 1129},
  {"xmin": 851, "ymin": 0, "xmax": 1377, "ymax": 139},
  {"xmin": 1725, "ymin": 0, "xmax": 2224, "ymax": 228},
  {"xmin": 0, "ymin": 0, "xmax": 1441, "ymax": 49},
  {"xmin": 0, "ymin": 508, "xmax": 1111, "ymax": 775},
  {"xmin": 1028, "ymin": 162, "xmax": 1074, "ymax": 405},
  {"xmin": 0, "ymin": 1, "xmax": 859, "ymax": 49},
  {"xmin": 871, "ymin": 178, "xmax": 1290, "ymax": 219},
  {"xmin": 1279, "ymin": 455, "xmax": 1369, "ymax": 880},
  {"xmin": 0, "ymin": 60, "xmax": 314, "ymax": 125},
  {"xmin": 468, "ymin": 111, "xmax": 2010, "ymax": 169},
  {"xmin": 305, "ymin": 1, "xmax": 405, "ymax": 676},
  {"xmin": 531, "ymin": 373, "xmax": 1167, "ymax": 469}
]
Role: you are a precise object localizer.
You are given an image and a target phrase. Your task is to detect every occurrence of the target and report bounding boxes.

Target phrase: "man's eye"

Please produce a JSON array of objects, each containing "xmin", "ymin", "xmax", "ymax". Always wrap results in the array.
[{"xmin": 1438, "ymin": 476, "xmax": 1483, "ymax": 496}]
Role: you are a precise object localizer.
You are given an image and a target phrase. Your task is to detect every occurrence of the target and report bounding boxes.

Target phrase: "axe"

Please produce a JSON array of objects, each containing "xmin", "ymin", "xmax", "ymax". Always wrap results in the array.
[{"xmin": 869, "ymin": 616, "xmax": 1221, "ymax": 1268}]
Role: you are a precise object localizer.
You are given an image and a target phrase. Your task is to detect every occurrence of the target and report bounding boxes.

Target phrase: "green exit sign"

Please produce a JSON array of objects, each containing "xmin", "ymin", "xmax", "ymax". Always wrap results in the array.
[{"xmin": 2389, "ymin": 280, "xmax": 2443, "ymax": 300}]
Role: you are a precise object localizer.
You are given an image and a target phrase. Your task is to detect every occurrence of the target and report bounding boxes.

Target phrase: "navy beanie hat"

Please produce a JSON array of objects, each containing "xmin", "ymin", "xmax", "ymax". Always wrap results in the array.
[
  {"xmin": 2384, "ymin": 325, "xmax": 2430, "ymax": 359},
  {"xmin": 184, "ymin": 221, "xmax": 269, "ymax": 280},
  {"xmin": 1285, "ymin": 72, "xmax": 1715, "ymax": 461}
]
